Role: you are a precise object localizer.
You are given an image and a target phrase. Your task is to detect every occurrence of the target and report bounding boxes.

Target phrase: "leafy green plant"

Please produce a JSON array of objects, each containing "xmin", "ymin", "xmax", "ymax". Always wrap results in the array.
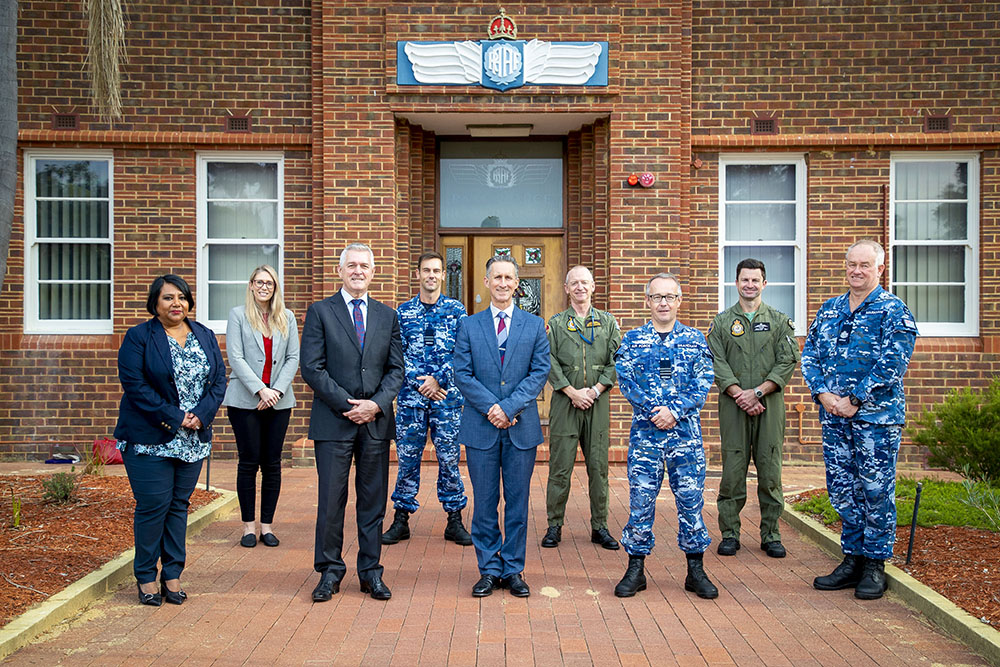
[
  {"xmin": 791, "ymin": 493, "xmax": 841, "ymax": 526},
  {"xmin": 959, "ymin": 466, "xmax": 1000, "ymax": 532},
  {"xmin": 909, "ymin": 377, "xmax": 1000, "ymax": 482},
  {"xmin": 42, "ymin": 467, "xmax": 80, "ymax": 505},
  {"xmin": 8, "ymin": 486, "xmax": 20, "ymax": 528}
]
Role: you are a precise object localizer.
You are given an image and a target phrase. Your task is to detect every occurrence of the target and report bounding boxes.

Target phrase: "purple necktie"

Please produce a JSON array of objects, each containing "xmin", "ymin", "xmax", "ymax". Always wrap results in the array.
[
  {"xmin": 351, "ymin": 299, "xmax": 365, "ymax": 348},
  {"xmin": 497, "ymin": 311, "xmax": 507, "ymax": 364}
]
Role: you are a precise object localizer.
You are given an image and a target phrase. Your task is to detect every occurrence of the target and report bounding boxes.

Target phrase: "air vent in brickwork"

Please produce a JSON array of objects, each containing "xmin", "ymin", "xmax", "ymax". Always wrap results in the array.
[
  {"xmin": 751, "ymin": 117, "xmax": 777, "ymax": 135},
  {"xmin": 924, "ymin": 115, "xmax": 952, "ymax": 133},
  {"xmin": 226, "ymin": 116, "xmax": 251, "ymax": 133},
  {"xmin": 51, "ymin": 113, "xmax": 80, "ymax": 130}
]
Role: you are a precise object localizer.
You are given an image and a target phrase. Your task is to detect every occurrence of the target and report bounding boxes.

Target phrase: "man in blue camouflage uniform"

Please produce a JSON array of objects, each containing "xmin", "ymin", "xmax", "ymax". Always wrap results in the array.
[
  {"xmin": 382, "ymin": 252, "xmax": 472, "ymax": 546},
  {"xmin": 802, "ymin": 240, "xmax": 918, "ymax": 600},
  {"xmin": 613, "ymin": 273, "xmax": 719, "ymax": 599}
]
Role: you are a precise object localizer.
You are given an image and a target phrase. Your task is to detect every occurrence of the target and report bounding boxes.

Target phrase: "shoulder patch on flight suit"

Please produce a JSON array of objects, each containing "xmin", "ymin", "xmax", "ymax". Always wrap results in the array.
[
  {"xmin": 788, "ymin": 319, "xmax": 795, "ymax": 329},
  {"xmin": 730, "ymin": 319, "xmax": 744, "ymax": 337},
  {"xmin": 707, "ymin": 321, "xmax": 714, "ymax": 335},
  {"xmin": 752, "ymin": 321, "xmax": 770, "ymax": 332}
]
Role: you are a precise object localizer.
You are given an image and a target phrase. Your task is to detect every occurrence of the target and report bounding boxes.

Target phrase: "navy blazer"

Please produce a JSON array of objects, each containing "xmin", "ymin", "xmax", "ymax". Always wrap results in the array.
[
  {"xmin": 300, "ymin": 293, "xmax": 404, "ymax": 442},
  {"xmin": 453, "ymin": 306, "xmax": 550, "ymax": 450},
  {"xmin": 114, "ymin": 317, "xmax": 227, "ymax": 445}
]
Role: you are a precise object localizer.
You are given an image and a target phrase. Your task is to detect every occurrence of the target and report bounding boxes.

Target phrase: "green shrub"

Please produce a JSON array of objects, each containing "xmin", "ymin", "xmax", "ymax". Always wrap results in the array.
[
  {"xmin": 908, "ymin": 377, "xmax": 1000, "ymax": 482},
  {"xmin": 42, "ymin": 468, "xmax": 79, "ymax": 504},
  {"xmin": 791, "ymin": 493, "xmax": 841, "ymax": 526}
]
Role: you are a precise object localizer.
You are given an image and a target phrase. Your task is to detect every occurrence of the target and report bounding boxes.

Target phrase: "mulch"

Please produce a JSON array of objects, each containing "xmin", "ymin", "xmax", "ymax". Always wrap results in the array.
[
  {"xmin": 0, "ymin": 473, "xmax": 218, "ymax": 628},
  {"xmin": 788, "ymin": 489, "xmax": 1000, "ymax": 629}
]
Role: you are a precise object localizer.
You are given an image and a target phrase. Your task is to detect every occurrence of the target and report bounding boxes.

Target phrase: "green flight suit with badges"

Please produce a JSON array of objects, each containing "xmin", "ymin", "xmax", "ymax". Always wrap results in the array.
[
  {"xmin": 546, "ymin": 307, "xmax": 621, "ymax": 531},
  {"xmin": 707, "ymin": 302, "xmax": 799, "ymax": 544}
]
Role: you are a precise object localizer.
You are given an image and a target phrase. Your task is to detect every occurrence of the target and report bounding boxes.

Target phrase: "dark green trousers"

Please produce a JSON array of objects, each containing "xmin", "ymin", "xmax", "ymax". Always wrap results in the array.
[{"xmin": 545, "ymin": 393, "xmax": 610, "ymax": 530}]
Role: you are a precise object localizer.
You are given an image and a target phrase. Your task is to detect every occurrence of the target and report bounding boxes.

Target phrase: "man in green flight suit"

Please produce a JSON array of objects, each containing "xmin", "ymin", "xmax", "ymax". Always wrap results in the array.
[
  {"xmin": 707, "ymin": 258, "xmax": 800, "ymax": 559},
  {"xmin": 542, "ymin": 265, "xmax": 622, "ymax": 550}
]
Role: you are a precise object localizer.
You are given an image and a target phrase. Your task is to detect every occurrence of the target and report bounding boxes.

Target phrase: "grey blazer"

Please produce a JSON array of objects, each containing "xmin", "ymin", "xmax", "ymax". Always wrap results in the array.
[{"xmin": 222, "ymin": 305, "xmax": 299, "ymax": 410}]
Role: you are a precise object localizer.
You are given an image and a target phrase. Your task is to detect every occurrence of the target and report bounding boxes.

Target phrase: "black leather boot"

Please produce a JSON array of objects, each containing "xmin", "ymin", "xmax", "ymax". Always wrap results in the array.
[
  {"xmin": 854, "ymin": 558, "xmax": 888, "ymax": 600},
  {"xmin": 684, "ymin": 552, "xmax": 719, "ymax": 599},
  {"xmin": 614, "ymin": 555, "xmax": 647, "ymax": 597},
  {"xmin": 380, "ymin": 509, "xmax": 410, "ymax": 545},
  {"xmin": 444, "ymin": 510, "xmax": 473, "ymax": 545},
  {"xmin": 813, "ymin": 554, "xmax": 863, "ymax": 590}
]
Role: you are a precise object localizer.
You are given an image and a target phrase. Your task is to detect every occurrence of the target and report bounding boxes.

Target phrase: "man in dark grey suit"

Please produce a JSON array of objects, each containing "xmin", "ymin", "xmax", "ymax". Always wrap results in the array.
[
  {"xmin": 454, "ymin": 255, "xmax": 550, "ymax": 598},
  {"xmin": 301, "ymin": 243, "xmax": 404, "ymax": 602}
]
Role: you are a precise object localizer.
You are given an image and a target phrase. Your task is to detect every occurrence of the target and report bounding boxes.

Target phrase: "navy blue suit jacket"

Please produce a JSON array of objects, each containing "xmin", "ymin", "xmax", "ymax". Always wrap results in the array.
[
  {"xmin": 114, "ymin": 317, "xmax": 227, "ymax": 445},
  {"xmin": 453, "ymin": 306, "xmax": 550, "ymax": 450}
]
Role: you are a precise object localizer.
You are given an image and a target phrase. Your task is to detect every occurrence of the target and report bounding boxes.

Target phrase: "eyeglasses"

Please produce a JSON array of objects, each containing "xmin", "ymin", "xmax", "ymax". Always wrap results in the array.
[
  {"xmin": 647, "ymin": 293, "xmax": 679, "ymax": 304},
  {"xmin": 252, "ymin": 279, "xmax": 275, "ymax": 289}
]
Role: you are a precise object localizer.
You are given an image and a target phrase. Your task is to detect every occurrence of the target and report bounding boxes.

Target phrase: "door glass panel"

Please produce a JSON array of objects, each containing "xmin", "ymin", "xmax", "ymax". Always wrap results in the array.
[{"xmin": 439, "ymin": 141, "xmax": 563, "ymax": 228}]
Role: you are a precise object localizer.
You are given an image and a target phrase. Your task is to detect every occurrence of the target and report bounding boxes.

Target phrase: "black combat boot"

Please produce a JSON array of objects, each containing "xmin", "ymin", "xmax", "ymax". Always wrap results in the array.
[
  {"xmin": 614, "ymin": 555, "xmax": 647, "ymax": 597},
  {"xmin": 380, "ymin": 509, "xmax": 410, "ymax": 545},
  {"xmin": 684, "ymin": 552, "xmax": 719, "ymax": 599},
  {"xmin": 854, "ymin": 558, "xmax": 888, "ymax": 600},
  {"xmin": 813, "ymin": 554, "xmax": 863, "ymax": 590},
  {"xmin": 444, "ymin": 510, "xmax": 473, "ymax": 545}
]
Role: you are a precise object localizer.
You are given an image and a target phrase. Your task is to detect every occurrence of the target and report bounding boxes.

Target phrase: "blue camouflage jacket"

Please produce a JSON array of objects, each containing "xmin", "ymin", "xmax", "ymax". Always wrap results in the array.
[
  {"xmin": 615, "ymin": 321, "xmax": 715, "ymax": 440},
  {"xmin": 396, "ymin": 295, "xmax": 467, "ymax": 409},
  {"xmin": 801, "ymin": 286, "xmax": 918, "ymax": 425}
]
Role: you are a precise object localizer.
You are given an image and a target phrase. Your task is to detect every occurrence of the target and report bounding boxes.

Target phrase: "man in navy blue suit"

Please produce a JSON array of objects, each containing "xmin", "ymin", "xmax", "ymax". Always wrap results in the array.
[{"xmin": 454, "ymin": 255, "xmax": 551, "ymax": 598}]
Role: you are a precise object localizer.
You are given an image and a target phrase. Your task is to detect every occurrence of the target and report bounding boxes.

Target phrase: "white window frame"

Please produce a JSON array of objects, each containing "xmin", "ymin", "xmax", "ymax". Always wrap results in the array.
[
  {"xmin": 889, "ymin": 151, "xmax": 979, "ymax": 337},
  {"xmin": 718, "ymin": 153, "xmax": 808, "ymax": 335},
  {"xmin": 23, "ymin": 150, "xmax": 114, "ymax": 335},
  {"xmin": 196, "ymin": 152, "xmax": 284, "ymax": 334}
]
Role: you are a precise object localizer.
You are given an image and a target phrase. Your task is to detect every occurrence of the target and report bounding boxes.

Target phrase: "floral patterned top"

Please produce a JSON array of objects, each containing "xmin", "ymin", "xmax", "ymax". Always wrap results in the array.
[{"xmin": 117, "ymin": 332, "xmax": 212, "ymax": 463}]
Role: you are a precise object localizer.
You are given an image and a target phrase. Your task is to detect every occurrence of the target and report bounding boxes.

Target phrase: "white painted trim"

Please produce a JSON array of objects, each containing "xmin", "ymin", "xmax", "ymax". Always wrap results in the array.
[{"xmin": 23, "ymin": 150, "xmax": 114, "ymax": 335}]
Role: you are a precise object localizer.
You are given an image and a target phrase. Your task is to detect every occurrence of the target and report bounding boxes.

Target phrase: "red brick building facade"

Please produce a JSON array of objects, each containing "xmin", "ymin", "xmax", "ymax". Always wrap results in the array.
[{"xmin": 5, "ymin": 1, "xmax": 998, "ymax": 466}]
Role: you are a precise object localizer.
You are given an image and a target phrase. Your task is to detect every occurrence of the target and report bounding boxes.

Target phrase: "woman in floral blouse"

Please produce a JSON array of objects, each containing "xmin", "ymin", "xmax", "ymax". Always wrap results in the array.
[{"xmin": 114, "ymin": 275, "xmax": 227, "ymax": 607}]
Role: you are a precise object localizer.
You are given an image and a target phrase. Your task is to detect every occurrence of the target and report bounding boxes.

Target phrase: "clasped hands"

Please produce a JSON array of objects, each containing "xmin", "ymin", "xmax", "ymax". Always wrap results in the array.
[
  {"xmin": 180, "ymin": 412, "xmax": 202, "ymax": 430},
  {"xmin": 818, "ymin": 392, "xmax": 859, "ymax": 418},
  {"xmin": 487, "ymin": 403, "xmax": 517, "ymax": 429},
  {"xmin": 729, "ymin": 386, "xmax": 766, "ymax": 416},
  {"xmin": 564, "ymin": 385, "xmax": 597, "ymax": 410},
  {"xmin": 650, "ymin": 405, "xmax": 677, "ymax": 430},
  {"xmin": 256, "ymin": 387, "xmax": 282, "ymax": 410},
  {"xmin": 416, "ymin": 375, "xmax": 447, "ymax": 401},
  {"xmin": 343, "ymin": 398, "xmax": 381, "ymax": 424}
]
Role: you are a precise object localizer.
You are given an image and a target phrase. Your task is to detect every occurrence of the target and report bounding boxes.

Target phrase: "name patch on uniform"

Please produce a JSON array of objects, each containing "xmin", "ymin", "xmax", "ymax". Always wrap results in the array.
[
  {"xmin": 752, "ymin": 322, "xmax": 771, "ymax": 332},
  {"xmin": 730, "ymin": 320, "xmax": 745, "ymax": 337}
]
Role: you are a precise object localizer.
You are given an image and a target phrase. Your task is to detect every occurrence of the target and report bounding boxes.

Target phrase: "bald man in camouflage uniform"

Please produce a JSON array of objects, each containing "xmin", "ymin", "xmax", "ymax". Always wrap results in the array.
[{"xmin": 802, "ymin": 240, "xmax": 917, "ymax": 600}]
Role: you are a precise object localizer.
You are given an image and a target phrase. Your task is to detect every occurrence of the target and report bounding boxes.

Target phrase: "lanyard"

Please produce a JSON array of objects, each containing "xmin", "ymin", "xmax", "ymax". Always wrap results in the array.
[{"xmin": 567, "ymin": 310, "xmax": 599, "ymax": 345}]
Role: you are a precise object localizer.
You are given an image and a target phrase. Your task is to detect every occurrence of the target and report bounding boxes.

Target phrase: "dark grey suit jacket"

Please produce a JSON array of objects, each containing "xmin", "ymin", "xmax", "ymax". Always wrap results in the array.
[{"xmin": 300, "ymin": 292, "xmax": 404, "ymax": 441}]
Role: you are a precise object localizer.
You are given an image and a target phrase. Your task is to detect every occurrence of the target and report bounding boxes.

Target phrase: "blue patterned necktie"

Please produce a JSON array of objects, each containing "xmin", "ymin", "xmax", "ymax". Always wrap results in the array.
[
  {"xmin": 351, "ymin": 299, "xmax": 365, "ymax": 348},
  {"xmin": 497, "ymin": 311, "xmax": 508, "ymax": 364}
]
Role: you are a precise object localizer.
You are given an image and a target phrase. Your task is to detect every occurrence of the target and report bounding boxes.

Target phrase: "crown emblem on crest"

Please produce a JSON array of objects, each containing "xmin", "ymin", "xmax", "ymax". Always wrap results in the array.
[{"xmin": 487, "ymin": 7, "xmax": 517, "ymax": 40}]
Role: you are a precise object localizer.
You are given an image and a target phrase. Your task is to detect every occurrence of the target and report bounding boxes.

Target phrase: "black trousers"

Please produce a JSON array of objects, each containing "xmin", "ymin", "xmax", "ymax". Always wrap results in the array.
[
  {"xmin": 227, "ymin": 406, "xmax": 291, "ymax": 523},
  {"xmin": 313, "ymin": 434, "xmax": 389, "ymax": 583}
]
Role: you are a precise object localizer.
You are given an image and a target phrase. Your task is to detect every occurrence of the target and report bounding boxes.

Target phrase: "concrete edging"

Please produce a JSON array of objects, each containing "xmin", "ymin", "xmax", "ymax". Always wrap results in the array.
[
  {"xmin": 0, "ymin": 487, "xmax": 238, "ymax": 661},
  {"xmin": 782, "ymin": 494, "xmax": 1000, "ymax": 666}
]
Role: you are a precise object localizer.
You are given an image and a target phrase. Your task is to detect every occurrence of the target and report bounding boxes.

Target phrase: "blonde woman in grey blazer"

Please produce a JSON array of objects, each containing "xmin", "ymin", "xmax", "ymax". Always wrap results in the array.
[{"xmin": 222, "ymin": 265, "xmax": 299, "ymax": 548}]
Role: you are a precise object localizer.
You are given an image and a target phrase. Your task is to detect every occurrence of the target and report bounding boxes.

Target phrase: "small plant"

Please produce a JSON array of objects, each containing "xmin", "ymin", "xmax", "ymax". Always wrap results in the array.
[
  {"xmin": 8, "ymin": 486, "xmax": 21, "ymax": 528},
  {"xmin": 42, "ymin": 467, "xmax": 80, "ymax": 505},
  {"xmin": 959, "ymin": 466, "xmax": 1000, "ymax": 532},
  {"xmin": 909, "ymin": 377, "xmax": 1000, "ymax": 482},
  {"xmin": 792, "ymin": 492, "xmax": 841, "ymax": 526},
  {"xmin": 82, "ymin": 445, "xmax": 105, "ymax": 477}
]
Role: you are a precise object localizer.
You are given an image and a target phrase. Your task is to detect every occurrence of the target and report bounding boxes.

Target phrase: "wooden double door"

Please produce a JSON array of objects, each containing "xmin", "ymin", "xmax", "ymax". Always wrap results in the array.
[{"xmin": 440, "ymin": 234, "xmax": 565, "ymax": 420}]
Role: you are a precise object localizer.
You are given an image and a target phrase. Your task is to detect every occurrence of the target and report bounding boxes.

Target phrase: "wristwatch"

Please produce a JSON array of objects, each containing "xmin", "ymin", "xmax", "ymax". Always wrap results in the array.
[
  {"xmin": 754, "ymin": 388, "xmax": 764, "ymax": 399},
  {"xmin": 849, "ymin": 395, "xmax": 862, "ymax": 407}
]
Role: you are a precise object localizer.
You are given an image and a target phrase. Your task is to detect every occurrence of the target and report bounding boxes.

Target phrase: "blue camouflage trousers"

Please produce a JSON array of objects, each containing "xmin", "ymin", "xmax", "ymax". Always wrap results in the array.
[
  {"xmin": 391, "ymin": 405, "xmax": 467, "ymax": 514},
  {"xmin": 622, "ymin": 426, "xmax": 711, "ymax": 556},
  {"xmin": 821, "ymin": 420, "xmax": 901, "ymax": 560}
]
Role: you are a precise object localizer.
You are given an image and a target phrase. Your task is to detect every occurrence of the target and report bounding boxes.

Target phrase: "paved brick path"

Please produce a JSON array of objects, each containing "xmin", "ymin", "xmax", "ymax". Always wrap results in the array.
[{"xmin": 4, "ymin": 461, "xmax": 988, "ymax": 665}]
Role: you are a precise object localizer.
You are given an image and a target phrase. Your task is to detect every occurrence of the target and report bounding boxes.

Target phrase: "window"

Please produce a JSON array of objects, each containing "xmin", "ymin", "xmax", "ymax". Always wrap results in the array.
[
  {"xmin": 439, "ymin": 140, "xmax": 563, "ymax": 228},
  {"xmin": 890, "ymin": 153, "xmax": 978, "ymax": 336},
  {"xmin": 24, "ymin": 152, "xmax": 113, "ymax": 334},
  {"xmin": 197, "ymin": 153, "xmax": 283, "ymax": 333},
  {"xmin": 718, "ymin": 155, "xmax": 807, "ymax": 333}
]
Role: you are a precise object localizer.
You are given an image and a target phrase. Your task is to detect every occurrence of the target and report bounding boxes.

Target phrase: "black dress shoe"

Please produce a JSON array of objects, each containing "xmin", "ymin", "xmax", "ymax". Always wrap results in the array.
[
  {"xmin": 502, "ymin": 573, "xmax": 530, "ymax": 598},
  {"xmin": 761, "ymin": 541, "xmax": 786, "ymax": 558},
  {"xmin": 541, "ymin": 525, "xmax": 561, "ymax": 548},
  {"xmin": 360, "ymin": 575, "xmax": 392, "ymax": 600},
  {"xmin": 472, "ymin": 574, "xmax": 501, "ymax": 597},
  {"xmin": 311, "ymin": 572, "xmax": 340, "ymax": 602},
  {"xmin": 240, "ymin": 533, "xmax": 257, "ymax": 548},
  {"xmin": 591, "ymin": 528, "xmax": 620, "ymax": 550},
  {"xmin": 160, "ymin": 583, "xmax": 187, "ymax": 605},
  {"xmin": 260, "ymin": 532, "xmax": 280, "ymax": 547},
  {"xmin": 137, "ymin": 583, "xmax": 162, "ymax": 607},
  {"xmin": 717, "ymin": 537, "xmax": 740, "ymax": 556}
]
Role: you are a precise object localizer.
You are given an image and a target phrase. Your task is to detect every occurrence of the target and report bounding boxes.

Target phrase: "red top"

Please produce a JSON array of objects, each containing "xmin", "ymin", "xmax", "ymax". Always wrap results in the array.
[{"xmin": 261, "ymin": 335, "xmax": 273, "ymax": 385}]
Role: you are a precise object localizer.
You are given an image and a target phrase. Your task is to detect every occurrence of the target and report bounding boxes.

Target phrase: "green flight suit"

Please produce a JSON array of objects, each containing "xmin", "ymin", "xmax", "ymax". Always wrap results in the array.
[
  {"xmin": 546, "ymin": 306, "xmax": 621, "ymax": 530},
  {"xmin": 707, "ymin": 301, "xmax": 799, "ymax": 544}
]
